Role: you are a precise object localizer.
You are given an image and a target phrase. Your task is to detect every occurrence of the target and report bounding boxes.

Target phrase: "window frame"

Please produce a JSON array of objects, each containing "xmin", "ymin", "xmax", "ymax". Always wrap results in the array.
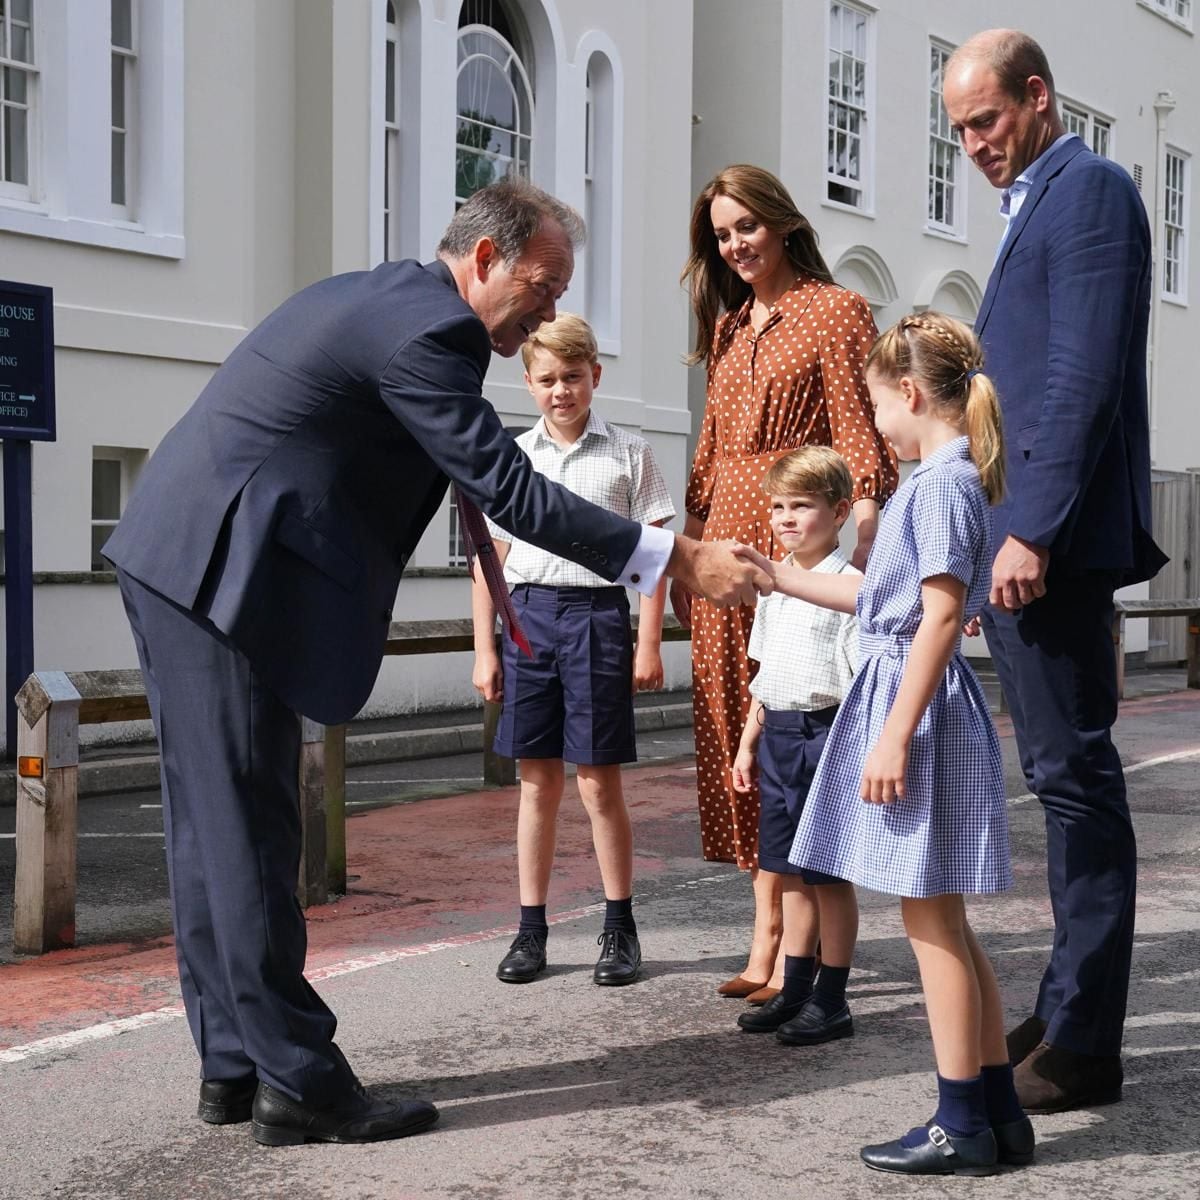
[
  {"xmin": 0, "ymin": 0, "xmax": 184, "ymax": 259},
  {"xmin": 823, "ymin": 0, "xmax": 875, "ymax": 217},
  {"xmin": 110, "ymin": 0, "xmax": 137, "ymax": 217},
  {"xmin": 90, "ymin": 446, "xmax": 145, "ymax": 571},
  {"xmin": 926, "ymin": 40, "xmax": 965, "ymax": 240},
  {"xmin": 0, "ymin": 0, "xmax": 38, "ymax": 202},
  {"xmin": 1162, "ymin": 146, "xmax": 1189, "ymax": 305},
  {"xmin": 1138, "ymin": 0, "xmax": 1193, "ymax": 31},
  {"xmin": 1060, "ymin": 97, "xmax": 1115, "ymax": 159}
]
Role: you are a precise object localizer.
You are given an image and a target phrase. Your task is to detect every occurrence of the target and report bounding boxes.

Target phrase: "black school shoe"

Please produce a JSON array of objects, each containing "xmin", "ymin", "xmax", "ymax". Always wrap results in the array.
[
  {"xmin": 775, "ymin": 997, "xmax": 854, "ymax": 1045},
  {"xmin": 251, "ymin": 1081, "xmax": 439, "ymax": 1146},
  {"xmin": 593, "ymin": 929, "xmax": 641, "ymax": 986},
  {"xmin": 737, "ymin": 991, "xmax": 810, "ymax": 1033},
  {"xmin": 198, "ymin": 1075, "xmax": 258, "ymax": 1124},
  {"xmin": 496, "ymin": 930, "xmax": 548, "ymax": 983},
  {"xmin": 860, "ymin": 1124, "xmax": 999, "ymax": 1177}
]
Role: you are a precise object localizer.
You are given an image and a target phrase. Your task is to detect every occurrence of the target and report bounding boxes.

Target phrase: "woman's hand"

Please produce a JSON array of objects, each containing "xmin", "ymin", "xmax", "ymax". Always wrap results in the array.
[{"xmin": 860, "ymin": 733, "xmax": 909, "ymax": 804}]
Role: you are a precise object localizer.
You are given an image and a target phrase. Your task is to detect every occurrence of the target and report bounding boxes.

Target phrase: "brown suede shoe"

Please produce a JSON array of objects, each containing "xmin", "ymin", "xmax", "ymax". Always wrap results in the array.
[
  {"xmin": 1014, "ymin": 1042, "xmax": 1123, "ymax": 1114},
  {"xmin": 1006, "ymin": 1015, "xmax": 1048, "ymax": 1066},
  {"xmin": 745, "ymin": 985, "xmax": 782, "ymax": 1006},
  {"xmin": 716, "ymin": 974, "xmax": 769, "ymax": 998}
]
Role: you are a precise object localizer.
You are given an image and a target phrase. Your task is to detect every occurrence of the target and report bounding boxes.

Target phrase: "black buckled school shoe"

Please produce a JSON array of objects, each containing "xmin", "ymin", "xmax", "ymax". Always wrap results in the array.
[{"xmin": 860, "ymin": 1124, "xmax": 999, "ymax": 1176}]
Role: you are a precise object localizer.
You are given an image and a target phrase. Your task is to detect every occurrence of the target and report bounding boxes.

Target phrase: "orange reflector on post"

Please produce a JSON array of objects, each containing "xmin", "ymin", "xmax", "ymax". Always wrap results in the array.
[{"xmin": 17, "ymin": 756, "xmax": 44, "ymax": 778}]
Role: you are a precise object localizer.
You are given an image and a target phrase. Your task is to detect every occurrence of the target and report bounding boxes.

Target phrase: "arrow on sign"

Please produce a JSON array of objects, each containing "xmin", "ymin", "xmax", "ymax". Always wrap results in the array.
[{"xmin": 17, "ymin": 394, "xmax": 34, "ymax": 402}]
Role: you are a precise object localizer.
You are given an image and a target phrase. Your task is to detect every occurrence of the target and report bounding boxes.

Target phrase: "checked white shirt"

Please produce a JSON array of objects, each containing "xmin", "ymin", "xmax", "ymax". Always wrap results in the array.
[
  {"xmin": 488, "ymin": 410, "xmax": 677, "ymax": 588},
  {"xmin": 748, "ymin": 549, "xmax": 860, "ymax": 712}
]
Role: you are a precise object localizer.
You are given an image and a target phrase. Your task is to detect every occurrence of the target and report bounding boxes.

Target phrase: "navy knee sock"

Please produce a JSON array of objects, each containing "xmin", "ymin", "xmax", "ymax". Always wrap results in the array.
[
  {"xmin": 782, "ymin": 955, "xmax": 816, "ymax": 1004},
  {"xmin": 603, "ymin": 896, "xmax": 637, "ymax": 935},
  {"xmin": 519, "ymin": 904, "xmax": 548, "ymax": 936},
  {"xmin": 981, "ymin": 1062, "xmax": 1025, "ymax": 1126},
  {"xmin": 808, "ymin": 964, "xmax": 850, "ymax": 1016}
]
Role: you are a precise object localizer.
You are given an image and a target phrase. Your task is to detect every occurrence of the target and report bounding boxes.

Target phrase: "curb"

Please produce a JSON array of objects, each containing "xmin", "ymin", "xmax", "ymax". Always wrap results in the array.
[{"xmin": 0, "ymin": 702, "xmax": 696, "ymax": 806}]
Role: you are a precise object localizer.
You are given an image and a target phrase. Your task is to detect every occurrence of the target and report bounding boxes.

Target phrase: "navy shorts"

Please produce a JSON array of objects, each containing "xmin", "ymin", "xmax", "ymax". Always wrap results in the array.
[
  {"xmin": 493, "ymin": 584, "xmax": 636, "ymax": 765},
  {"xmin": 757, "ymin": 705, "xmax": 845, "ymax": 883}
]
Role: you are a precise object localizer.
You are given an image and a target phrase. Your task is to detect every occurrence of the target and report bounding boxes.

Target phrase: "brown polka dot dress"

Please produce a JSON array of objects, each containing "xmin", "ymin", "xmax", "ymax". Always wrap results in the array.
[{"xmin": 685, "ymin": 275, "xmax": 898, "ymax": 868}]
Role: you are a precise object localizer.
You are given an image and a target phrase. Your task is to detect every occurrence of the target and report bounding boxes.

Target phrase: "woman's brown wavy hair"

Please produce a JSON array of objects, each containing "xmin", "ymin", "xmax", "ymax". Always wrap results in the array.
[{"xmin": 681, "ymin": 164, "xmax": 834, "ymax": 368}]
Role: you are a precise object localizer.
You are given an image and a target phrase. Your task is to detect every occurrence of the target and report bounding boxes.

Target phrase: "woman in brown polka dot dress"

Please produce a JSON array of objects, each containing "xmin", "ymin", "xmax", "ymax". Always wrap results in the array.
[{"xmin": 673, "ymin": 165, "xmax": 898, "ymax": 997}]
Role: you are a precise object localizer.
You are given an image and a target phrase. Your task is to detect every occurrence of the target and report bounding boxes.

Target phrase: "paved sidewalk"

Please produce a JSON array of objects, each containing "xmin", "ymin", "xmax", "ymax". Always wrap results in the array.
[{"xmin": 0, "ymin": 675, "xmax": 1196, "ymax": 1199}]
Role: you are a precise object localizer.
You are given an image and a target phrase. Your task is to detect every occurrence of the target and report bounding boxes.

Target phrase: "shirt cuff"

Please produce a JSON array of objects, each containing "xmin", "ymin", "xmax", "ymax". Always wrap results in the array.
[{"xmin": 616, "ymin": 524, "xmax": 674, "ymax": 595}]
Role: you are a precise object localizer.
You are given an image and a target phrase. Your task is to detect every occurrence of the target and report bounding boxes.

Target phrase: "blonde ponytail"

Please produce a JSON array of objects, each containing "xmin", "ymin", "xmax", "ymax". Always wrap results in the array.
[{"xmin": 965, "ymin": 373, "xmax": 1006, "ymax": 505}]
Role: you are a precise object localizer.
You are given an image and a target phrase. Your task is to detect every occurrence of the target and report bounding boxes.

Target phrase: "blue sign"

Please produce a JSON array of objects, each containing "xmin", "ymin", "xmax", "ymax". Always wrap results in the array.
[{"xmin": 0, "ymin": 279, "xmax": 55, "ymax": 441}]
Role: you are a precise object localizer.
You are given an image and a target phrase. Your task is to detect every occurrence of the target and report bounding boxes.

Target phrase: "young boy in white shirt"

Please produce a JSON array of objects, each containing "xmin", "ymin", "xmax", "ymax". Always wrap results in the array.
[
  {"xmin": 472, "ymin": 313, "xmax": 675, "ymax": 987},
  {"xmin": 731, "ymin": 445, "xmax": 861, "ymax": 1042}
]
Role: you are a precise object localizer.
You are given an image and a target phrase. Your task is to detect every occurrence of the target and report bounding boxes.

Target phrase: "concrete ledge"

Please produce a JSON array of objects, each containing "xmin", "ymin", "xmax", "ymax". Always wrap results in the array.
[{"xmin": 0, "ymin": 701, "xmax": 697, "ymax": 805}]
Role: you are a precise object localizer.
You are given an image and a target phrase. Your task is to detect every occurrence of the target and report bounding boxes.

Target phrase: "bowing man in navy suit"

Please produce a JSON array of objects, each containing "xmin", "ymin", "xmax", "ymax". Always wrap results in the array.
[
  {"xmin": 944, "ymin": 31, "xmax": 1167, "ymax": 1115},
  {"xmin": 104, "ymin": 178, "xmax": 772, "ymax": 1145}
]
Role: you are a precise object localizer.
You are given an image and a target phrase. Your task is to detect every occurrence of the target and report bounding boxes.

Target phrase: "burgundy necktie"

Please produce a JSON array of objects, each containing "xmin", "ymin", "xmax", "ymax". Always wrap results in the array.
[{"xmin": 454, "ymin": 486, "xmax": 533, "ymax": 658}]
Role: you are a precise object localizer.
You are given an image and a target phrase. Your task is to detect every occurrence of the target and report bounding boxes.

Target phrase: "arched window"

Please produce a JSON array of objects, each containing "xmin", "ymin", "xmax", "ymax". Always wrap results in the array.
[
  {"xmin": 456, "ymin": 1, "xmax": 534, "ymax": 205},
  {"xmin": 833, "ymin": 245, "xmax": 898, "ymax": 324}
]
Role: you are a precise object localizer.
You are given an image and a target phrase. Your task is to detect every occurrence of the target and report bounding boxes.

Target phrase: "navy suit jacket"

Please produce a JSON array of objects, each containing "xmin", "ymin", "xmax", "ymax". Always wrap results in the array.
[
  {"xmin": 976, "ymin": 135, "xmax": 1166, "ymax": 585},
  {"xmin": 105, "ymin": 260, "xmax": 643, "ymax": 724}
]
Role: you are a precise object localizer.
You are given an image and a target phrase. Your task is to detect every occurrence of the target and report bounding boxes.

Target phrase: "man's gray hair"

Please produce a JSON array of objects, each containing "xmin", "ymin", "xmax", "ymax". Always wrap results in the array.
[{"xmin": 437, "ymin": 177, "xmax": 586, "ymax": 263}]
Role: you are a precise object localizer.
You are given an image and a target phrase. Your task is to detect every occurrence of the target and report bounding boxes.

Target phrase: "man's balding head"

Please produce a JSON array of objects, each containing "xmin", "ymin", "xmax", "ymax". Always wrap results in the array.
[{"xmin": 943, "ymin": 29, "xmax": 1064, "ymax": 190}]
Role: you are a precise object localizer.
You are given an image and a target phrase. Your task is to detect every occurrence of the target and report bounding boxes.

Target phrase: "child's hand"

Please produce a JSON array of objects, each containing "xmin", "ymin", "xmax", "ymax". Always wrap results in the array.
[
  {"xmin": 633, "ymin": 645, "xmax": 664, "ymax": 693},
  {"xmin": 962, "ymin": 615, "xmax": 982, "ymax": 637},
  {"xmin": 860, "ymin": 735, "xmax": 909, "ymax": 804},
  {"xmin": 731, "ymin": 746, "xmax": 756, "ymax": 793},
  {"xmin": 472, "ymin": 653, "xmax": 503, "ymax": 704}
]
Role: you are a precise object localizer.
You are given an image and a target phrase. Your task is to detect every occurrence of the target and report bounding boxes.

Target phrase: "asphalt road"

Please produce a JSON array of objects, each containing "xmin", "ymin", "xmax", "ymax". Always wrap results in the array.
[{"xmin": 0, "ymin": 680, "xmax": 1197, "ymax": 1200}]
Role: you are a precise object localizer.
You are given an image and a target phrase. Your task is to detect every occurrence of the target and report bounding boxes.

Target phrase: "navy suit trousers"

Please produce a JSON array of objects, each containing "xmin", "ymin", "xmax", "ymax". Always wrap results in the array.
[
  {"xmin": 117, "ymin": 569, "xmax": 354, "ymax": 1099},
  {"xmin": 982, "ymin": 572, "xmax": 1136, "ymax": 1056}
]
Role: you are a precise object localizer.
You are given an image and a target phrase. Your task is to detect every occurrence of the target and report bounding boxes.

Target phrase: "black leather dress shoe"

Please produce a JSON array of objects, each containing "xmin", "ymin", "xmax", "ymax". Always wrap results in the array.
[
  {"xmin": 737, "ymin": 991, "xmax": 809, "ymax": 1033},
  {"xmin": 496, "ymin": 930, "xmax": 548, "ymax": 983},
  {"xmin": 860, "ymin": 1124, "xmax": 998, "ymax": 1176},
  {"xmin": 197, "ymin": 1075, "xmax": 258, "ymax": 1124},
  {"xmin": 993, "ymin": 1115, "xmax": 1036, "ymax": 1165},
  {"xmin": 593, "ymin": 929, "xmax": 641, "ymax": 986},
  {"xmin": 251, "ymin": 1082, "xmax": 439, "ymax": 1146},
  {"xmin": 775, "ymin": 998, "xmax": 853, "ymax": 1045}
]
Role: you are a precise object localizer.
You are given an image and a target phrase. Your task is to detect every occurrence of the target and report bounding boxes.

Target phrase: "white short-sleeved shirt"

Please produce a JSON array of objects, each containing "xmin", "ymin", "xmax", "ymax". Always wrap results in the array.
[
  {"xmin": 489, "ymin": 410, "xmax": 677, "ymax": 588},
  {"xmin": 747, "ymin": 549, "xmax": 860, "ymax": 712}
]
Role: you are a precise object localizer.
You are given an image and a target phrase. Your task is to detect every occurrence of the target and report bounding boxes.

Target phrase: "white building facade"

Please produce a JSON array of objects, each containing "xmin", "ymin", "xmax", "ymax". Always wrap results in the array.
[{"xmin": 0, "ymin": 0, "xmax": 1195, "ymax": 746}]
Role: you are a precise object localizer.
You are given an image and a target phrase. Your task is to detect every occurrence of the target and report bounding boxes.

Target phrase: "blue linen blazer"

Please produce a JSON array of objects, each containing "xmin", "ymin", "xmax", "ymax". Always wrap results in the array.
[
  {"xmin": 105, "ymin": 260, "xmax": 643, "ymax": 724},
  {"xmin": 976, "ymin": 135, "xmax": 1167, "ymax": 585}
]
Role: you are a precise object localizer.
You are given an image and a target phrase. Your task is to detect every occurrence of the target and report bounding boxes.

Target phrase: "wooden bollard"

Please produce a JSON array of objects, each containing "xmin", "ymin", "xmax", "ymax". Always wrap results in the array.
[
  {"xmin": 296, "ymin": 716, "xmax": 329, "ymax": 908},
  {"xmin": 13, "ymin": 671, "xmax": 82, "ymax": 954}
]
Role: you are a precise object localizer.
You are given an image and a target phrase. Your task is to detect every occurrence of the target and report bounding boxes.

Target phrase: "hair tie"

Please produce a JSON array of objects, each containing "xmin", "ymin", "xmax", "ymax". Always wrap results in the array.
[{"xmin": 965, "ymin": 367, "xmax": 982, "ymax": 381}]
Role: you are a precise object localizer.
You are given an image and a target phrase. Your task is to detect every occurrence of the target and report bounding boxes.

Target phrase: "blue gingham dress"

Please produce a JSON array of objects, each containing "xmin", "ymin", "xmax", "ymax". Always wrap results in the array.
[{"xmin": 788, "ymin": 437, "xmax": 1012, "ymax": 897}]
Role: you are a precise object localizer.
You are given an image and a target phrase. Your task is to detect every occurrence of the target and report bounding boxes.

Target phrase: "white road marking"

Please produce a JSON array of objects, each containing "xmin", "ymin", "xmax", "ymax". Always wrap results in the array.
[{"xmin": 1007, "ymin": 746, "xmax": 1200, "ymax": 806}]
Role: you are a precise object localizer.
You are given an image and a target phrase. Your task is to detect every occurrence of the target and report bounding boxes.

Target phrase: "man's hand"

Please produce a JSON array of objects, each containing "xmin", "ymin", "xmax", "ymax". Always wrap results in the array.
[
  {"xmin": 668, "ymin": 536, "xmax": 772, "ymax": 608},
  {"xmin": 472, "ymin": 651, "xmax": 503, "ymax": 703},
  {"xmin": 989, "ymin": 535, "xmax": 1050, "ymax": 613},
  {"xmin": 669, "ymin": 579, "xmax": 693, "ymax": 630}
]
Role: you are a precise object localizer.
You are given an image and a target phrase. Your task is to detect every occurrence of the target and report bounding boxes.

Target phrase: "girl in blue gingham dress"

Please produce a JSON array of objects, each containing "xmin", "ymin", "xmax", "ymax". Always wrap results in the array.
[{"xmin": 753, "ymin": 313, "xmax": 1031, "ymax": 1177}]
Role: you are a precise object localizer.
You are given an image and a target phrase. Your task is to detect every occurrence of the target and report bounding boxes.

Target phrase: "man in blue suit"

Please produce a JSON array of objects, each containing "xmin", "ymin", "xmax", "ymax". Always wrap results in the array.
[
  {"xmin": 945, "ymin": 31, "xmax": 1166, "ymax": 1115},
  {"xmin": 104, "ymin": 178, "xmax": 769, "ymax": 1145}
]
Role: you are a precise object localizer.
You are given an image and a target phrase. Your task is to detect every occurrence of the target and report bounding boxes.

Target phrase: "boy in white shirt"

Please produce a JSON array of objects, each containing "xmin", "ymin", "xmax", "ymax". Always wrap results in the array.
[
  {"xmin": 472, "ymin": 313, "xmax": 675, "ymax": 987},
  {"xmin": 731, "ymin": 446, "xmax": 861, "ymax": 1042}
]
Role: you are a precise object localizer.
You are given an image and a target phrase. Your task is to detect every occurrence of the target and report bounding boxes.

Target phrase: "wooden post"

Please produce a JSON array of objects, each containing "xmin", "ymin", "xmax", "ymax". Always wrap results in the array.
[
  {"xmin": 482, "ymin": 698, "xmax": 515, "ymax": 786},
  {"xmin": 324, "ymin": 724, "xmax": 347, "ymax": 896},
  {"xmin": 13, "ymin": 671, "xmax": 81, "ymax": 954},
  {"xmin": 1113, "ymin": 610, "xmax": 1127, "ymax": 700},
  {"xmin": 1187, "ymin": 611, "xmax": 1200, "ymax": 691},
  {"xmin": 296, "ymin": 716, "xmax": 328, "ymax": 908}
]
